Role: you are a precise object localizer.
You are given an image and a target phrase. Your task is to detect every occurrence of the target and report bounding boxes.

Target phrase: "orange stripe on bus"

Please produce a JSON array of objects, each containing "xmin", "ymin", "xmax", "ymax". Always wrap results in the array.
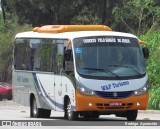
[{"xmin": 75, "ymin": 91, "xmax": 148, "ymax": 111}]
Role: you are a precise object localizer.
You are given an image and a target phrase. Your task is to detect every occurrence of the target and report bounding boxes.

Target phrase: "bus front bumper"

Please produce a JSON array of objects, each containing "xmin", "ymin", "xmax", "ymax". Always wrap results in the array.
[{"xmin": 76, "ymin": 91, "xmax": 149, "ymax": 111}]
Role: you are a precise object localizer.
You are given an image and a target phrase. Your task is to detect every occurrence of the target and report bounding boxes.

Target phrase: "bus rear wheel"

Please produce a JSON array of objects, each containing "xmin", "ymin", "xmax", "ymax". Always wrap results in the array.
[
  {"xmin": 126, "ymin": 110, "xmax": 138, "ymax": 121},
  {"xmin": 65, "ymin": 99, "xmax": 78, "ymax": 120},
  {"xmin": 31, "ymin": 97, "xmax": 51, "ymax": 118},
  {"xmin": 31, "ymin": 97, "xmax": 42, "ymax": 118}
]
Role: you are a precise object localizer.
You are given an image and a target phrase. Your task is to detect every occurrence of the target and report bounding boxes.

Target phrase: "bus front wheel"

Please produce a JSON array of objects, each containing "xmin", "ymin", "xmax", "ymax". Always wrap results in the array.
[
  {"xmin": 126, "ymin": 110, "xmax": 138, "ymax": 121},
  {"xmin": 65, "ymin": 99, "xmax": 78, "ymax": 120}
]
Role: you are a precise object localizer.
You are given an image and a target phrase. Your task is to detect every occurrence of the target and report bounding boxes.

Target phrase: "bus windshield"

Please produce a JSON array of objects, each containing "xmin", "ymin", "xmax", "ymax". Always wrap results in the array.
[{"xmin": 73, "ymin": 36, "xmax": 146, "ymax": 79}]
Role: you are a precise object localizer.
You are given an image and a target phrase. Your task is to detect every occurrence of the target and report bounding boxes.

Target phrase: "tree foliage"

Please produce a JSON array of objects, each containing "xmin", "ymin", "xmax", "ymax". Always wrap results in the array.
[
  {"xmin": 2, "ymin": 0, "xmax": 121, "ymax": 27},
  {"xmin": 139, "ymin": 30, "xmax": 160, "ymax": 109},
  {"xmin": 0, "ymin": 13, "xmax": 32, "ymax": 82},
  {"xmin": 3, "ymin": 0, "xmax": 159, "ymax": 34},
  {"xmin": 112, "ymin": 0, "xmax": 160, "ymax": 35}
]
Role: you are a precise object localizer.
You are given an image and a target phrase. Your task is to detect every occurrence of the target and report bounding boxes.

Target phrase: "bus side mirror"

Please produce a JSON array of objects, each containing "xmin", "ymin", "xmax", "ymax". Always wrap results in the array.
[
  {"xmin": 64, "ymin": 49, "xmax": 74, "ymax": 71},
  {"xmin": 142, "ymin": 47, "xmax": 149, "ymax": 59},
  {"xmin": 64, "ymin": 49, "xmax": 71, "ymax": 56},
  {"xmin": 64, "ymin": 49, "xmax": 72, "ymax": 61}
]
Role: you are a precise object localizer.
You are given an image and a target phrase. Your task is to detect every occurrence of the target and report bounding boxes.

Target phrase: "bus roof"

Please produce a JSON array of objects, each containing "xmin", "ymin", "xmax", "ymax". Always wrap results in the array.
[
  {"xmin": 15, "ymin": 25, "xmax": 148, "ymax": 45},
  {"xmin": 15, "ymin": 25, "xmax": 139, "ymax": 41},
  {"xmin": 33, "ymin": 25, "xmax": 112, "ymax": 33},
  {"xmin": 15, "ymin": 30, "xmax": 138, "ymax": 40}
]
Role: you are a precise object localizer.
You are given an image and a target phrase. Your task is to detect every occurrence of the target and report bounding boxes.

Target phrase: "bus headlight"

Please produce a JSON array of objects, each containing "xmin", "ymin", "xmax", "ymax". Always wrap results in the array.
[
  {"xmin": 77, "ymin": 85, "xmax": 95, "ymax": 96},
  {"xmin": 134, "ymin": 84, "xmax": 148, "ymax": 96}
]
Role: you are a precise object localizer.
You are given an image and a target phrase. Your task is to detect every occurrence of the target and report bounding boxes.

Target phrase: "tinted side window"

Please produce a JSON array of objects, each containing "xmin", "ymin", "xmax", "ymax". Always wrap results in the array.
[
  {"xmin": 14, "ymin": 39, "xmax": 31, "ymax": 70},
  {"xmin": 53, "ymin": 44, "xmax": 64, "ymax": 74},
  {"xmin": 14, "ymin": 38, "xmax": 65, "ymax": 73},
  {"xmin": 40, "ymin": 43, "xmax": 54, "ymax": 72}
]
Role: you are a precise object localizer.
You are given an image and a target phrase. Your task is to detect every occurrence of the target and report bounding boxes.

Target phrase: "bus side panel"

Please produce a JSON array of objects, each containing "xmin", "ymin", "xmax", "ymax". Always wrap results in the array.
[
  {"xmin": 12, "ymin": 71, "xmax": 37, "ymax": 107},
  {"xmin": 13, "ymin": 71, "xmax": 76, "ymax": 111},
  {"xmin": 12, "ymin": 71, "xmax": 55, "ymax": 110},
  {"xmin": 35, "ymin": 73, "xmax": 56, "ymax": 110},
  {"xmin": 55, "ymin": 75, "xmax": 76, "ymax": 111},
  {"xmin": 34, "ymin": 74, "xmax": 76, "ymax": 112},
  {"xmin": 54, "ymin": 75, "xmax": 63, "ymax": 111}
]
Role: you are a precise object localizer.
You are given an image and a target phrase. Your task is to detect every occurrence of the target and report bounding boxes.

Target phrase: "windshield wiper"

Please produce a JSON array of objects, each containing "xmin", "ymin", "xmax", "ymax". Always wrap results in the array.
[
  {"xmin": 108, "ymin": 64, "xmax": 141, "ymax": 75},
  {"xmin": 82, "ymin": 67, "xmax": 120, "ymax": 78}
]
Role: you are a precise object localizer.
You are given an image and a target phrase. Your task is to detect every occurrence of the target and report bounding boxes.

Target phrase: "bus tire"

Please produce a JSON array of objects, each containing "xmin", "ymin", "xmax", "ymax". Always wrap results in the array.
[
  {"xmin": 31, "ymin": 97, "xmax": 43, "ymax": 118},
  {"xmin": 65, "ymin": 99, "xmax": 78, "ymax": 120},
  {"xmin": 126, "ymin": 110, "xmax": 138, "ymax": 121},
  {"xmin": 43, "ymin": 109, "xmax": 51, "ymax": 118}
]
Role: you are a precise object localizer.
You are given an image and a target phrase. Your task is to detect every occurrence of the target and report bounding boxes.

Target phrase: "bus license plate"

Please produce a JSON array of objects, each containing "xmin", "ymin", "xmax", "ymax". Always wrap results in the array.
[{"xmin": 109, "ymin": 102, "xmax": 122, "ymax": 106}]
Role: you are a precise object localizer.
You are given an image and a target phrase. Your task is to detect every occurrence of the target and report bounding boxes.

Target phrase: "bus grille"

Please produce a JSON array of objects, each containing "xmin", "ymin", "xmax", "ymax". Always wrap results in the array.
[{"xmin": 95, "ymin": 91, "xmax": 134, "ymax": 99}]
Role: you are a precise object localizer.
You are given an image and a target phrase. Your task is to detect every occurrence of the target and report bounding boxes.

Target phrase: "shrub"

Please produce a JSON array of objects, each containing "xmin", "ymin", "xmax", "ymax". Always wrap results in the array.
[{"xmin": 140, "ymin": 31, "xmax": 160, "ymax": 109}]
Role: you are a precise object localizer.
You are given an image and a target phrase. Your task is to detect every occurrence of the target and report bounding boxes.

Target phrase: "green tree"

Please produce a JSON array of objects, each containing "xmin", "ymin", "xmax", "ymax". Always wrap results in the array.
[
  {"xmin": 3, "ymin": 0, "xmax": 117, "ymax": 27},
  {"xmin": 140, "ymin": 30, "xmax": 160, "ymax": 109},
  {"xmin": 0, "ymin": 12, "xmax": 31, "ymax": 82},
  {"xmin": 113, "ymin": 0, "xmax": 160, "ymax": 35}
]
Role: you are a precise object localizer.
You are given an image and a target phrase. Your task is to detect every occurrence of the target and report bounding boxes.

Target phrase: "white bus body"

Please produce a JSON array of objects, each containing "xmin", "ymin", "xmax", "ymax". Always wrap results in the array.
[{"xmin": 12, "ymin": 25, "xmax": 149, "ymax": 120}]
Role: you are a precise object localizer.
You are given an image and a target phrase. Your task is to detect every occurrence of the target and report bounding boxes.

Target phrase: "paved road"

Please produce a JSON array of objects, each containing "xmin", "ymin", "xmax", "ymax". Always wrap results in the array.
[{"xmin": 0, "ymin": 100, "xmax": 160, "ymax": 129}]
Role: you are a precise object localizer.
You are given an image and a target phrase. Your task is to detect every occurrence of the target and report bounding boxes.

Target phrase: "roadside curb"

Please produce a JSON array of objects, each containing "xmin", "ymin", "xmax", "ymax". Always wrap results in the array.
[{"xmin": 139, "ymin": 110, "xmax": 160, "ymax": 114}]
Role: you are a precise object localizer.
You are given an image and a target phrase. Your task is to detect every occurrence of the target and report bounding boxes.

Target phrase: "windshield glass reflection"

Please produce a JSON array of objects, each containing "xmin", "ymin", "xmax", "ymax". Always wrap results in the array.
[{"xmin": 73, "ymin": 36, "xmax": 146, "ymax": 79}]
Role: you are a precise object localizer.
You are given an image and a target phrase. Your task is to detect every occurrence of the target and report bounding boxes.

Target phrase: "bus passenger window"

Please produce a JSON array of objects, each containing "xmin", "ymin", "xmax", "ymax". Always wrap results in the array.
[
  {"xmin": 53, "ymin": 43, "xmax": 64, "ymax": 74},
  {"xmin": 40, "ymin": 42, "xmax": 54, "ymax": 72},
  {"xmin": 29, "ymin": 41, "xmax": 41, "ymax": 71},
  {"xmin": 33, "ymin": 48, "xmax": 41, "ymax": 71},
  {"xmin": 14, "ymin": 40, "xmax": 30, "ymax": 70}
]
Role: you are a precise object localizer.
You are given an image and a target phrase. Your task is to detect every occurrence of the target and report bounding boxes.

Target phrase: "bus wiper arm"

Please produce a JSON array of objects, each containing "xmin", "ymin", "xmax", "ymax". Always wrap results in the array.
[
  {"xmin": 82, "ymin": 67, "xmax": 120, "ymax": 78},
  {"xmin": 108, "ymin": 64, "xmax": 141, "ymax": 75}
]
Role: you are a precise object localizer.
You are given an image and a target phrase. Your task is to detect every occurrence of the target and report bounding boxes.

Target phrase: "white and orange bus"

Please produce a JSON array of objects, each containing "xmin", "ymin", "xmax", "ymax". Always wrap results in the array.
[{"xmin": 12, "ymin": 25, "xmax": 149, "ymax": 120}]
